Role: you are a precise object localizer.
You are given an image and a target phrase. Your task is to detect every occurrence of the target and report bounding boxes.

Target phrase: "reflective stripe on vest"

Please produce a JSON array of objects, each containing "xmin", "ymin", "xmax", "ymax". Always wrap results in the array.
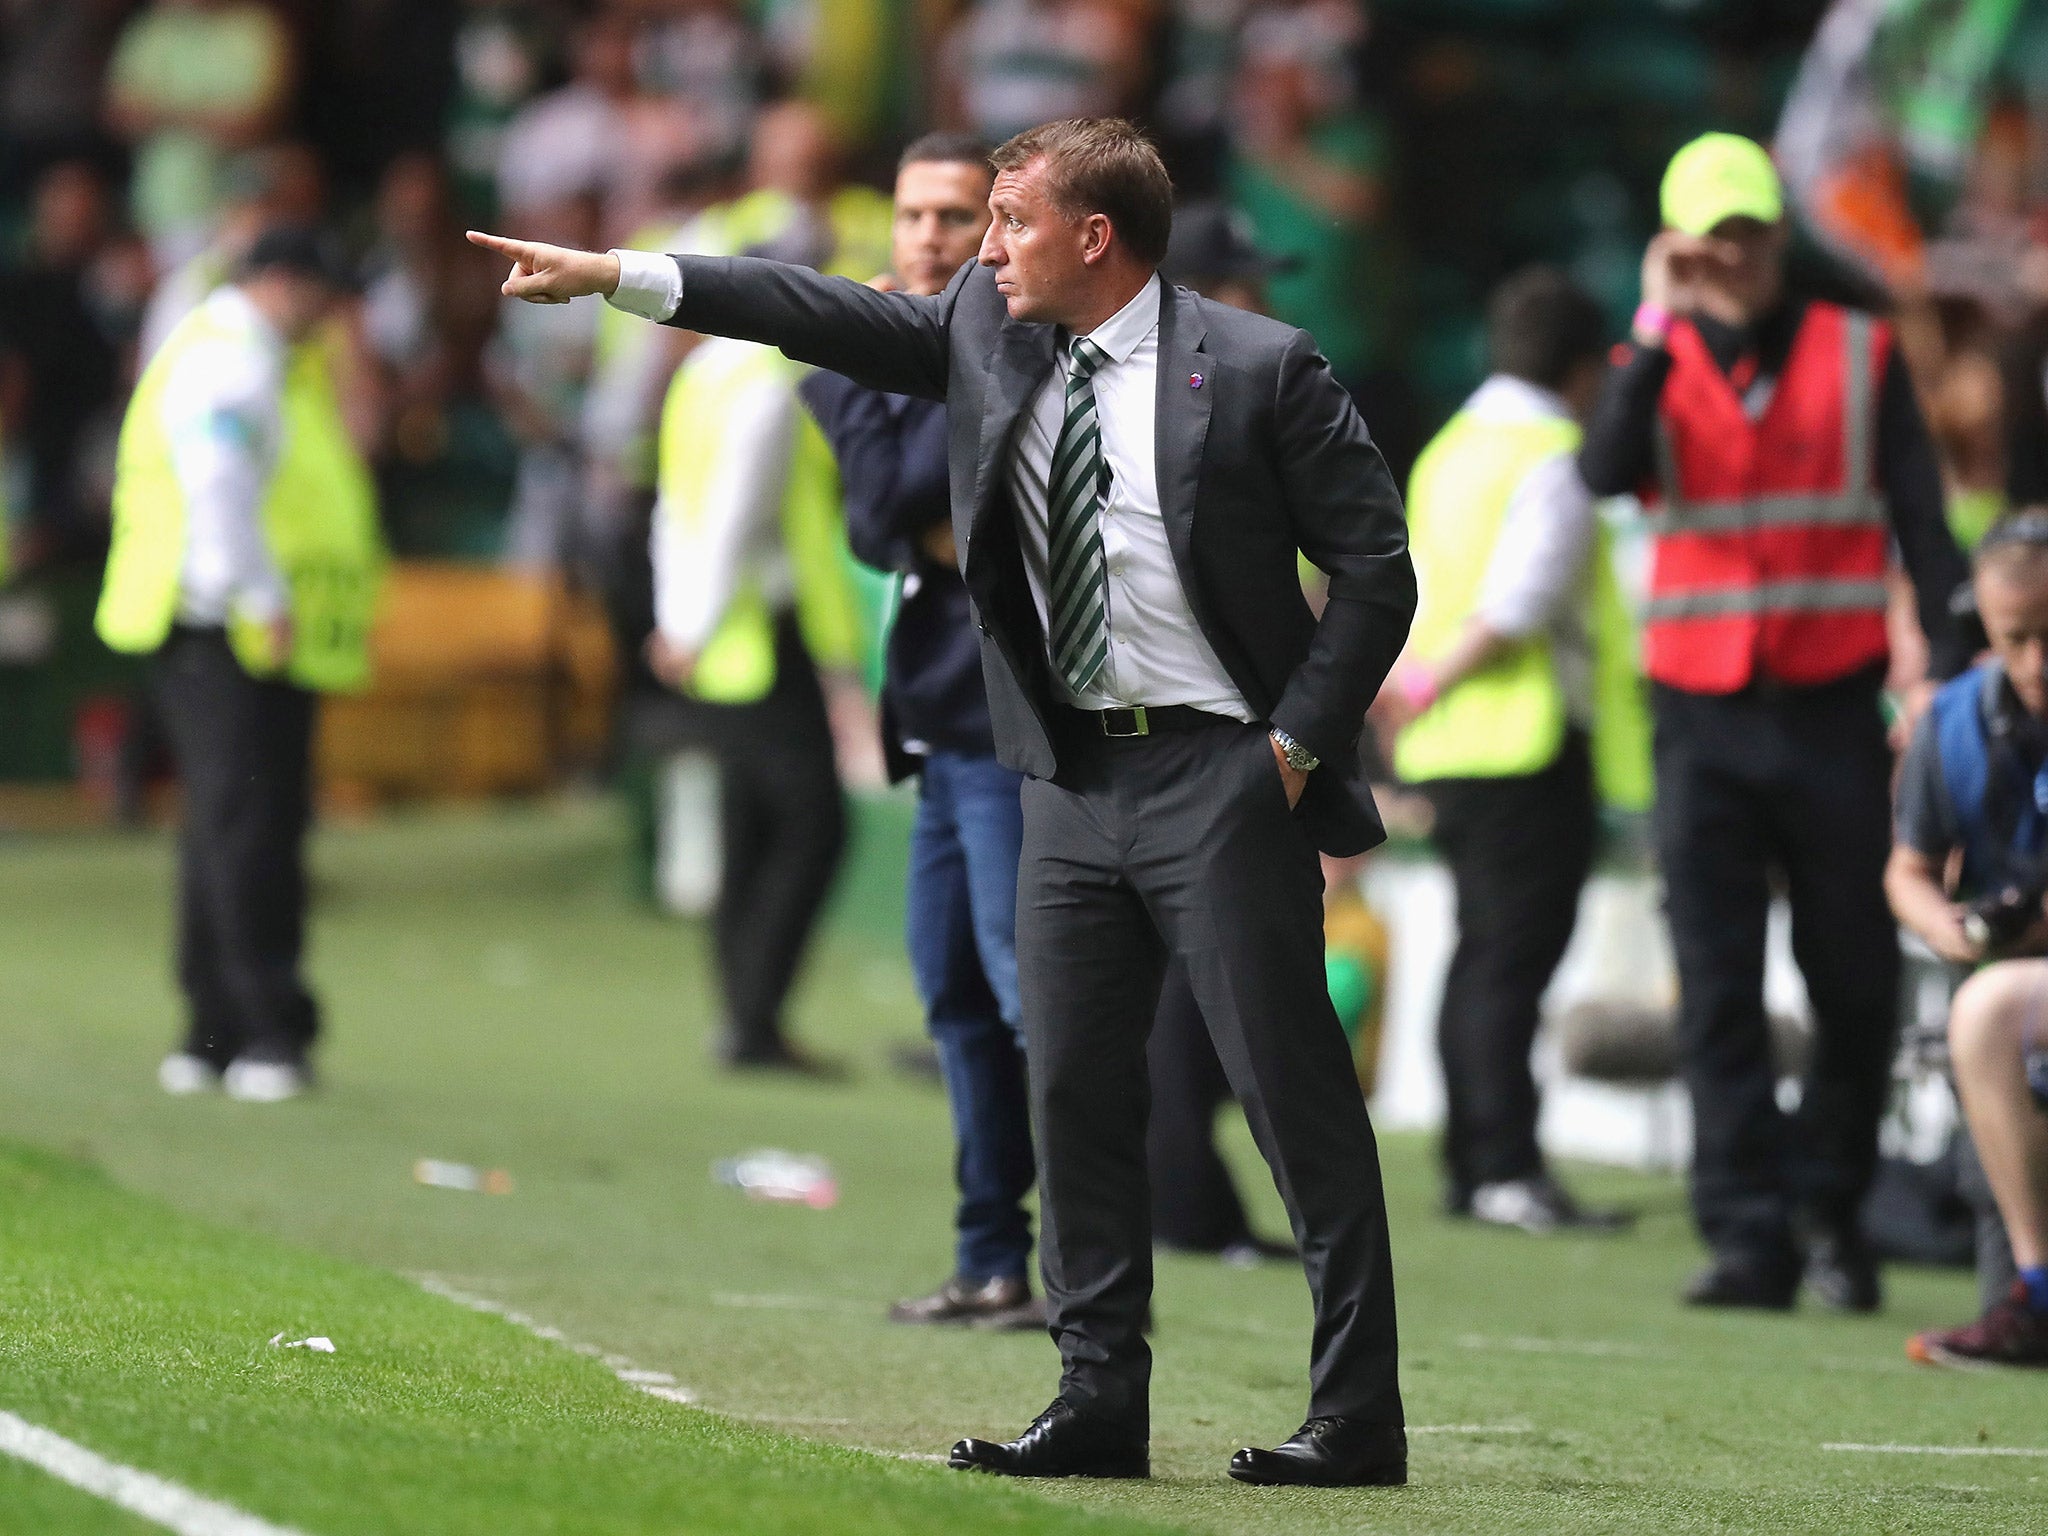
[
  {"xmin": 655, "ymin": 340, "xmax": 862, "ymax": 705},
  {"xmin": 1642, "ymin": 303, "xmax": 1890, "ymax": 693},
  {"xmin": 1642, "ymin": 575, "xmax": 1891, "ymax": 622},
  {"xmin": 96, "ymin": 304, "xmax": 383, "ymax": 691}
]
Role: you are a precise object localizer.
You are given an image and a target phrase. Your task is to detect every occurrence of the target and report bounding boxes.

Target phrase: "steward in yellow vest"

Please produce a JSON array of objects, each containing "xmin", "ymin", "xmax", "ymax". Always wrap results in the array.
[
  {"xmin": 1388, "ymin": 267, "xmax": 1646, "ymax": 1234},
  {"xmin": 99, "ymin": 291, "xmax": 383, "ymax": 691},
  {"xmin": 646, "ymin": 332, "xmax": 864, "ymax": 1072},
  {"xmin": 95, "ymin": 226, "xmax": 379, "ymax": 1104}
]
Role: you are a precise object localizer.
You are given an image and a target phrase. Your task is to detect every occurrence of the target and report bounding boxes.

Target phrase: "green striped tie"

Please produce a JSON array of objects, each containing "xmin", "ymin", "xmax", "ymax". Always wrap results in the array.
[{"xmin": 1046, "ymin": 335, "xmax": 1112, "ymax": 695}]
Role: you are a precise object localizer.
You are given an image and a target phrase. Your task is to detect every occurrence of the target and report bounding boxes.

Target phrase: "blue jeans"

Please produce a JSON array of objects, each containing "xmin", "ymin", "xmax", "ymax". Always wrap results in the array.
[{"xmin": 907, "ymin": 750, "xmax": 1034, "ymax": 1281}]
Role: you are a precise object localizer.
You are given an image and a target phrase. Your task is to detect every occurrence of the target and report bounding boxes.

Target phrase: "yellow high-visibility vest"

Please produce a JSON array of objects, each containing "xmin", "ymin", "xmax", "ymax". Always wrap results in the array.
[
  {"xmin": 1395, "ymin": 406, "xmax": 1651, "ymax": 810},
  {"xmin": 709, "ymin": 185, "xmax": 894, "ymax": 282},
  {"xmin": 96, "ymin": 300, "xmax": 383, "ymax": 692},
  {"xmin": 655, "ymin": 339, "xmax": 861, "ymax": 704}
]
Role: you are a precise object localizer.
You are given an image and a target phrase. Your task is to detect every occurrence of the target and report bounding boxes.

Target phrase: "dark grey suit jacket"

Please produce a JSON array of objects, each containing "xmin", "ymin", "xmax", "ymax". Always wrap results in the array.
[{"xmin": 664, "ymin": 256, "xmax": 1416, "ymax": 856}]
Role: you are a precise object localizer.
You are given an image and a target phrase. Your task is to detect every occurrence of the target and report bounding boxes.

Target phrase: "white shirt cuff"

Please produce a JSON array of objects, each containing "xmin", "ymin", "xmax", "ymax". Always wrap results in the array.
[{"xmin": 606, "ymin": 248, "xmax": 682, "ymax": 322}]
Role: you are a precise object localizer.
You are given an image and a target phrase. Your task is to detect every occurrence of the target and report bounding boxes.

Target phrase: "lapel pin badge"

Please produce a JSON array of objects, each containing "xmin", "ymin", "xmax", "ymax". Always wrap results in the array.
[{"xmin": 1189, "ymin": 372, "xmax": 1204, "ymax": 390}]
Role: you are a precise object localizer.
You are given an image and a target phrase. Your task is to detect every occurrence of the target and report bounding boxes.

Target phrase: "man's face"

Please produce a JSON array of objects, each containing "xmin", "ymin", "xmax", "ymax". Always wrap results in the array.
[
  {"xmin": 1697, "ymin": 215, "xmax": 1786, "ymax": 321},
  {"xmin": 1978, "ymin": 558, "xmax": 2048, "ymax": 717},
  {"xmin": 271, "ymin": 272, "xmax": 337, "ymax": 343},
  {"xmin": 892, "ymin": 160, "xmax": 991, "ymax": 298},
  {"xmin": 978, "ymin": 157, "xmax": 1094, "ymax": 324}
]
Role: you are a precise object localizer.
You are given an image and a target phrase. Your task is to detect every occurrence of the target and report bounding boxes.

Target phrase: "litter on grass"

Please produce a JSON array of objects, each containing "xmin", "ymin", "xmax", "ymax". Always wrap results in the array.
[
  {"xmin": 712, "ymin": 1150, "xmax": 838, "ymax": 1209},
  {"xmin": 414, "ymin": 1158, "xmax": 515, "ymax": 1194},
  {"xmin": 269, "ymin": 1334, "xmax": 336, "ymax": 1352}
]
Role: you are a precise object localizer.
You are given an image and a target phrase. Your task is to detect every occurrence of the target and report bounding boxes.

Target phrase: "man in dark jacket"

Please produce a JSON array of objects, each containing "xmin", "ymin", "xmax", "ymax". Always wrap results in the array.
[
  {"xmin": 474, "ymin": 115, "xmax": 1416, "ymax": 1487},
  {"xmin": 801, "ymin": 132, "xmax": 1041, "ymax": 1331}
]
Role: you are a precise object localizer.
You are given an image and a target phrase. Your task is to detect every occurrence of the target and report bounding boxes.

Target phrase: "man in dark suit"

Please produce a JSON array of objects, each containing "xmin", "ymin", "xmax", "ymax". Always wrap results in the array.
[{"xmin": 471, "ymin": 116, "xmax": 1414, "ymax": 1488}]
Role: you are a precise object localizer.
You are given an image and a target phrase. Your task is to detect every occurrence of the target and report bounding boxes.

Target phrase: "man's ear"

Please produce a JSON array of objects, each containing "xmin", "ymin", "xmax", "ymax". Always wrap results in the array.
[{"xmin": 1079, "ymin": 212, "xmax": 1115, "ymax": 267}]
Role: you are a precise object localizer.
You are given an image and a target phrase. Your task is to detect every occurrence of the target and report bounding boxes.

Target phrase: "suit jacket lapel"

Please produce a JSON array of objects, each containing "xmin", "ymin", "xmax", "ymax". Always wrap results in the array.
[
  {"xmin": 1154, "ymin": 280, "xmax": 1212, "ymax": 616},
  {"xmin": 968, "ymin": 320, "xmax": 1057, "ymax": 564}
]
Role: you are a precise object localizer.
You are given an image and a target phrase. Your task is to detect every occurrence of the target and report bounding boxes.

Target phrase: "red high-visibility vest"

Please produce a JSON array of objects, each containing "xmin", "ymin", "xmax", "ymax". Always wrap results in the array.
[{"xmin": 1642, "ymin": 302, "xmax": 1891, "ymax": 694}]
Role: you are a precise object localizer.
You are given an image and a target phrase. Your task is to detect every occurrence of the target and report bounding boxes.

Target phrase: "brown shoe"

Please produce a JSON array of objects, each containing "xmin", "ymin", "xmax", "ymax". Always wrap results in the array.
[
  {"xmin": 1907, "ymin": 1282, "xmax": 2048, "ymax": 1368},
  {"xmin": 889, "ymin": 1275, "xmax": 1032, "ymax": 1326}
]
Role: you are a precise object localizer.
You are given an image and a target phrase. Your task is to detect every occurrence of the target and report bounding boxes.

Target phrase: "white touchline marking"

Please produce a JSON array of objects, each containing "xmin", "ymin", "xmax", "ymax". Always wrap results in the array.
[
  {"xmin": 414, "ymin": 1275, "xmax": 699, "ymax": 1407},
  {"xmin": 1824, "ymin": 1442, "xmax": 2048, "ymax": 1459},
  {"xmin": 0, "ymin": 1410, "xmax": 310, "ymax": 1536},
  {"xmin": 637, "ymin": 1385, "xmax": 700, "ymax": 1406},
  {"xmin": 854, "ymin": 1448, "xmax": 949, "ymax": 1463}
]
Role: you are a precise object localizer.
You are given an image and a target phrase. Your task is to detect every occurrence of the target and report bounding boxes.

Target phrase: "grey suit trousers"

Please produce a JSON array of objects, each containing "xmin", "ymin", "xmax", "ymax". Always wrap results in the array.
[{"xmin": 1016, "ymin": 710, "xmax": 1404, "ymax": 1436}]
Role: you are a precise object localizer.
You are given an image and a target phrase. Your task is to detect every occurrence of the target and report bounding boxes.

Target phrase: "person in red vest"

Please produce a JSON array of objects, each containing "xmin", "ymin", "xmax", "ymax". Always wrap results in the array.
[{"xmin": 1580, "ymin": 133, "xmax": 1977, "ymax": 1313}]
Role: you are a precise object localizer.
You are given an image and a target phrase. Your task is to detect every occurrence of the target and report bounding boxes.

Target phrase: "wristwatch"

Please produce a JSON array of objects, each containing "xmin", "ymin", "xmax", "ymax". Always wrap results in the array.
[{"xmin": 1269, "ymin": 727, "xmax": 1319, "ymax": 774}]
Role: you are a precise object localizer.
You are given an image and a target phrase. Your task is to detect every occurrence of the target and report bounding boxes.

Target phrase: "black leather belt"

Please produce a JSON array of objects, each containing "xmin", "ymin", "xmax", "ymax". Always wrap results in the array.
[{"xmin": 1061, "ymin": 703, "xmax": 1239, "ymax": 738}]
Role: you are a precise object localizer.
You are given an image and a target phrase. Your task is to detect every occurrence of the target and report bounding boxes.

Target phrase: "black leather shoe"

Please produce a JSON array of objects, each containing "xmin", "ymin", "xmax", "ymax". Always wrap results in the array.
[
  {"xmin": 889, "ymin": 1275, "xmax": 1033, "ymax": 1326},
  {"xmin": 1804, "ymin": 1229, "xmax": 1882, "ymax": 1313},
  {"xmin": 1682, "ymin": 1254, "xmax": 1798, "ymax": 1310},
  {"xmin": 948, "ymin": 1398, "xmax": 1148, "ymax": 1479},
  {"xmin": 1229, "ymin": 1416, "xmax": 1407, "ymax": 1487}
]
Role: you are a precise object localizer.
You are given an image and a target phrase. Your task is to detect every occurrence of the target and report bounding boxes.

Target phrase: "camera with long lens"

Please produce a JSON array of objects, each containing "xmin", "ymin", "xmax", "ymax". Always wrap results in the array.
[{"xmin": 1961, "ymin": 877, "xmax": 2048, "ymax": 954}]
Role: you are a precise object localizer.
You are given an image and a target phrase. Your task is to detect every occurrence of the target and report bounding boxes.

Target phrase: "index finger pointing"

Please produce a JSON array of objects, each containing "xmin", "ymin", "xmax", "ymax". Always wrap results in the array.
[{"xmin": 466, "ymin": 230, "xmax": 529, "ymax": 259}]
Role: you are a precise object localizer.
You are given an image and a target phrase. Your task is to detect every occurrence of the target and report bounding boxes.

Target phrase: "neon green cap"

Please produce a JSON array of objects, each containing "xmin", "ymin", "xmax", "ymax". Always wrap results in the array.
[{"xmin": 1659, "ymin": 133, "xmax": 1783, "ymax": 236}]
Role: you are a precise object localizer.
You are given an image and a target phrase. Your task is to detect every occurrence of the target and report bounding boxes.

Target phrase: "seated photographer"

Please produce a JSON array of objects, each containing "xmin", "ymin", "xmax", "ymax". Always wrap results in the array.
[{"xmin": 1885, "ymin": 509, "xmax": 2048, "ymax": 1368}]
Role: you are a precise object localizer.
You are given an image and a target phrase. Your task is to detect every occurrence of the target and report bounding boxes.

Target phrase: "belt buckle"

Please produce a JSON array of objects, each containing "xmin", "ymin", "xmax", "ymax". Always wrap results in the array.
[{"xmin": 1100, "ymin": 706, "xmax": 1149, "ymax": 738}]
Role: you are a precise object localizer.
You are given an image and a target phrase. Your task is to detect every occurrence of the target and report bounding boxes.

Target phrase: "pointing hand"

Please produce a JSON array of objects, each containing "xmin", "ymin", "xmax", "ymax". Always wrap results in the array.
[{"xmin": 466, "ymin": 230, "xmax": 621, "ymax": 305}]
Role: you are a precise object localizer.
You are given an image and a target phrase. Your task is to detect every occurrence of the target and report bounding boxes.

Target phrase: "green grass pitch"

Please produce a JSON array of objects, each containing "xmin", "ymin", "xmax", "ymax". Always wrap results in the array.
[{"xmin": 0, "ymin": 795, "xmax": 2044, "ymax": 1534}]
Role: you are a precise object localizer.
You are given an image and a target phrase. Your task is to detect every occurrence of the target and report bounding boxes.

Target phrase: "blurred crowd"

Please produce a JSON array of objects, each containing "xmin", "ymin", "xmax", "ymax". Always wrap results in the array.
[{"xmin": 0, "ymin": 0, "xmax": 1416, "ymax": 584}]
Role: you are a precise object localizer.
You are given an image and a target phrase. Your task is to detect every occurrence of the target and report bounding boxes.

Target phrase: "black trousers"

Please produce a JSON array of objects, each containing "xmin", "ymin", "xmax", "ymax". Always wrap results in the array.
[
  {"xmin": 1652, "ymin": 676, "xmax": 1901, "ymax": 1261},
  {"xmin": 1146, "ymin": 958, "xmax": 1255, "ymax": 1252},
  {"xmin": 1422, "ymin": 731, "xmax": 1597, "ymax": 1203},
  {"xmin": 1017, "ymin": 712, "xmax": 1402, "ymax": 1436},
  {"xmin": 151, "ymin": 627, "xmax": 318, "ymax": 1067},
  {"xmin": 690, "ymin": 617, "xmax": 848, "ymax": 1056}
]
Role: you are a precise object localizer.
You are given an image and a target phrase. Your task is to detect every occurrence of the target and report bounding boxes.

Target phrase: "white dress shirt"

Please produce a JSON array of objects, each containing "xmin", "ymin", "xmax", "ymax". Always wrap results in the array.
[
  {"xmin": 162, "ymin": 285, "xmax": 290, "ymax": 626},
  {"xmin": 610, "ymin": 248, "xmax": 687, "ymax": 322},
  {"xmin": 1463, "ymin": 373, "xmax": 1599, "ymax": 727},
  {"xmin": 606, "ymin": 256, "xmax": 1249, "ymax": 718},
  {"xmin": 1005, "ymin": 276, "xmax": 1247, "ymax": 718}
]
